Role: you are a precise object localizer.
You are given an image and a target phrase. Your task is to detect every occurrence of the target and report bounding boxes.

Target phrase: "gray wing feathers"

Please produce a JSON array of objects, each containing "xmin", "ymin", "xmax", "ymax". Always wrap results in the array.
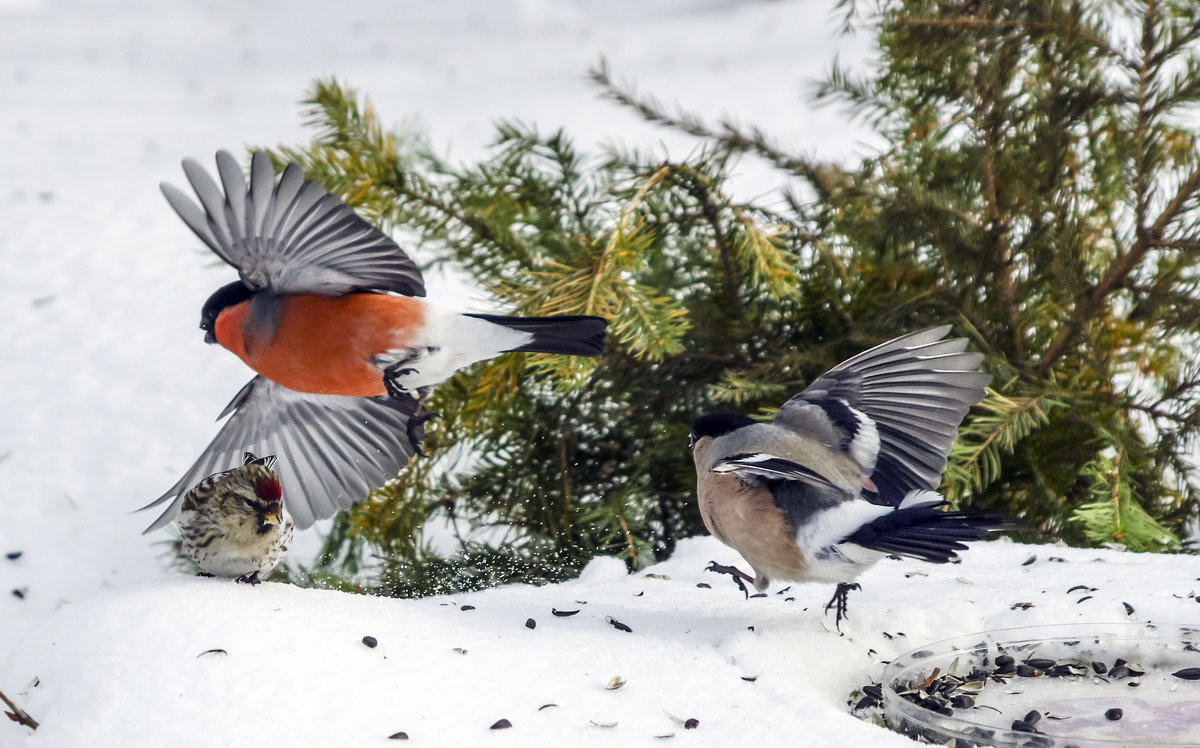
[
  {"xmin": 776, "ymin": 326, "xmax": 990, "ymax": 504},
  {"xmin": 161, "ymin": 150, "xmax": 425, "ymax": 298},
  {"xmin": 141, "ymin": 377, "xmax": 422, "ymax": 532}
]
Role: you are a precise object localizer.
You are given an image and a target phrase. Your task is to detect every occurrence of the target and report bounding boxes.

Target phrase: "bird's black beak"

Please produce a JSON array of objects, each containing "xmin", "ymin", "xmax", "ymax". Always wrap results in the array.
[{"xmin": 203, "ymin": 327, "xmax": 217, "ymax": 345}]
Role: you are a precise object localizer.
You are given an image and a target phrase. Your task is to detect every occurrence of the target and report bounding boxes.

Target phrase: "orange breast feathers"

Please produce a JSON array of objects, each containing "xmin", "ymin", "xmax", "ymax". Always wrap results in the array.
[{"xmin": 213, "ymin": 294, "xmax": 426, "ymax": 396}]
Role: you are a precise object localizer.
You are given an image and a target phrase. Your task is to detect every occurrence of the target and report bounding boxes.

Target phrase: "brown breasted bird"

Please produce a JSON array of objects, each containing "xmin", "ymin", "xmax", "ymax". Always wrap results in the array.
[
  {"xmin": 140, "ymin": 150, "xmax": 607, "ymax": 531},
  {"xmin": 178, "ymin": 452, "xmax": 293, "ymax": 583},
  {"xmin": 688, "ymin": 327, "xmax": 1004, "ymax": 629}
]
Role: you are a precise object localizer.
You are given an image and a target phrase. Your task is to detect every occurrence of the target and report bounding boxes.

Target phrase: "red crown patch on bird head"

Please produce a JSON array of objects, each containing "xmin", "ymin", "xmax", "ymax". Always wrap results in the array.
[{"xmin": 255, "ymin": 475, "xmax": 282, "ymax": 502}]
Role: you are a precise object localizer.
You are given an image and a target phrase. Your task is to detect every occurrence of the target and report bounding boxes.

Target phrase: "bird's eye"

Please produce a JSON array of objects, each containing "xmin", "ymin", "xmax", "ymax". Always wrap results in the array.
[{"xmin": 243, "ymin": 498, "xmax": 256, "ymax": 509}]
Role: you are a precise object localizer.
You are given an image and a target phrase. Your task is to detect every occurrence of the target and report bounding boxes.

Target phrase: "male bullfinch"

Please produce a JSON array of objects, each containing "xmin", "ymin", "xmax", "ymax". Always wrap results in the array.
[
  {"xmin": 688, "ymin": 326, "xmax": 1004, "ymax": 629},
  {"xmin": 140, "ymin": 150, "xmax": 607, "ymax": 532}
]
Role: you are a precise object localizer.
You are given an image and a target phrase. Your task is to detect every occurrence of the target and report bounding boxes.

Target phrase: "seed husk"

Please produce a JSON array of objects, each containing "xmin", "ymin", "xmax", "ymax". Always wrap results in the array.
[
  {"xmin": 606, "ymin": 616, "xmax": 633, "ymax": 633},
  {"xmin": 552, "ymin": 608, "xmax": 579, "ymax": 617},
  {"xmin": 387, "ymin": 731, "xmax": 409, "ymax": 740},
  {"xmin": 490, "ymin": 719, "xmax": 512, "ymax": 730},
  {"xmin": 1025, "ymin": 659, "xmax": 1055, "ymax": 670},
  {"xmin": 1092, "ymin": 661, "xmax": 1108, "ymax": 674},
  {"xmin": 1023, "ymin": 710, "xmax": 1041, "ymax": 725},
  {"xmin": 525, "ymin": 618, "xmax": 537, "ymax": 630}
]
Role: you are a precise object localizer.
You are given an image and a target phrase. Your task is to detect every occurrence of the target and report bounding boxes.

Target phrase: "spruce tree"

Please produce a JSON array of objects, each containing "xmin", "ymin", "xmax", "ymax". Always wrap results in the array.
[{"xmin": 262, "ymin": 0, "xmax": 1199, "ymax": 593}]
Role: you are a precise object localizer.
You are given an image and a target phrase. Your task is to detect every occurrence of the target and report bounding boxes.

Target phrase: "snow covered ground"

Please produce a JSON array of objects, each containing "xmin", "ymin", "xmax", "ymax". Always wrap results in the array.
[{"xmin": 3, "ymin": 0, "xmax": 1198, "ymax": 745}]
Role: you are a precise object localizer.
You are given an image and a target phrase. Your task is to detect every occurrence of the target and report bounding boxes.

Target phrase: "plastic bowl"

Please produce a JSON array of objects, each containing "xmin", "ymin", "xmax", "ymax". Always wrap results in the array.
[{"xmin": 881, "ymin": 623, "xmax": 1200, "ymax": 747}]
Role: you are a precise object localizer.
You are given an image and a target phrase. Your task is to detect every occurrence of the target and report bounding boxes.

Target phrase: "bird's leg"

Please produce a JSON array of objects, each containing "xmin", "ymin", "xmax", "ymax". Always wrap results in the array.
[
  {"xmin": 823, "ymin": 582, "xmax": 861, "ymax": 633},
  {"xmin": 236, "ymin": 571, "xmax": 262, "ymax": 585},
  {"xmin": 705, "ymin": 561, "xmax": 753, "ymax": 599},
  {"xmin": 195, "ymin": 571, "xmax": 214, "ymax": 578}
]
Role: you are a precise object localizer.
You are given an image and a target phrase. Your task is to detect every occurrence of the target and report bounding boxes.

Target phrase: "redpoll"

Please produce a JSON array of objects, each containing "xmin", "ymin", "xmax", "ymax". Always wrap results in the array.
[{"xmin": 178, "ymin": 452, "xmax": 293, "ymax": 584}]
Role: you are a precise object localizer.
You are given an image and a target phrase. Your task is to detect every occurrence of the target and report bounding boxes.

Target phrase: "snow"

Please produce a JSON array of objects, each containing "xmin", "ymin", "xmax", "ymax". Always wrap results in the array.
[
  {"xmin": 5, "ymin": 538, "xmax": 1200, "ymax": 746},
  {"xmin": 1, "ymin": 0, "xmax": 1197, "ymax": 745}
]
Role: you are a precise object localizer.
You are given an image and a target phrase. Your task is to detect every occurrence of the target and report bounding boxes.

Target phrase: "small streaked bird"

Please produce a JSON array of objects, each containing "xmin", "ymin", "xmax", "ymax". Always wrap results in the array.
[
  {"xmin": 178, "ymin": 452, "xmax": 293, "ymax": 584},
  {"xmin": 139, "ymin": 150, "xmax": 607, "ymax": 532},
  {"xmin": 688, "ymin": 326, "xmax": 1004, "ymax": 629}
]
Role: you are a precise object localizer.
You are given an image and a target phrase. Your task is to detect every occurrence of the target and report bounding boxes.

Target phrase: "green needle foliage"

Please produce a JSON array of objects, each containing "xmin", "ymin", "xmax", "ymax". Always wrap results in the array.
[{"xmin": 268, "ymin": 0, "xmax": 1200, "ymax": 595}]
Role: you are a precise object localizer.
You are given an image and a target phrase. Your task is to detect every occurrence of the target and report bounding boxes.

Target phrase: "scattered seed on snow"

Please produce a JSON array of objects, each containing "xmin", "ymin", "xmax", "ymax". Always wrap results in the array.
[
  {"xmin": 538, "ymin": 704, "xmax": 557, "ymax": 711},
  {"xmin": 461, "ymin": 605, "xmax": 475, "ymax": 611},
  {"xmin": 741, "ymin": 676, "xmax": 758, "ymax": 682},
  {"xmin": 1022, "ymin": 555, "xmax": 1037, "ymax": 566},
  {"xmin": 606, "ymin": 616, "xmax": 632, "ymax": 633},
  {"xmin": 452, "ymin": 647, "xmax": 468, "ymax": 655},
  {"xmin": 1172, "ymin": 668, "xmax": 1200, "ymax": 680},
  {"xmin": 606, "ymin": 676, "xmax": 626, "ymax": 690},
  {"xmin": 387, "ymin": 731, "xmax": 409, "ymax": 740},
  {"xmin": 525, "ymin": 618, "xmax": 536, "ymax": 630},
  {"xmin": 1123, "ymin": 602, "xmax": 1135, "ymax": 616},
  {"xmin": 696, "ymin": 583, "xmax": 711, "ymax": 589},
  {"xmin": 489, "ymin": 719, "xmax": 512, "ymax": 730},
  {"xmin": 1105, "ymin": 708, "xmax": 1123, "ymax": 721},
  {"xmin": 196, "ymin": 649, "xmax": 227, "ymax": 657},
  {"xmin": 590, "ymin": 720, "xmax": 617, "ymax": 728},
  {"xmin": 552, "ymin": 608, "xmax": 580, "ymax": 617},
  {"xmin": 362, "ymin": 636, "xmax": 378, "ymax": 648},
  {"xmin": 5, "ymin": 552, "xmax": 21, "ymax": 561}
]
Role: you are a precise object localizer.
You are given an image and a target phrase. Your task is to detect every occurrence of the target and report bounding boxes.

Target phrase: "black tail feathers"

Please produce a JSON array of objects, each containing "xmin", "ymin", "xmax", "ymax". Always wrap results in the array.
[
  {"xmin": 844, "ymin": 502, "xmax": 1007, "ymax": 564},
  {"xmin": 466, "ymin": 313, "xmax": 608, "ymax": 357}
]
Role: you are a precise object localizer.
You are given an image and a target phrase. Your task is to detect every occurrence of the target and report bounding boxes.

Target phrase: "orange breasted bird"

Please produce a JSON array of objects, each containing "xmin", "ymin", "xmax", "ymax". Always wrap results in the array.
[{"xmin": 140, "ymin": 150, "xmax": 607, "ymax": 531}]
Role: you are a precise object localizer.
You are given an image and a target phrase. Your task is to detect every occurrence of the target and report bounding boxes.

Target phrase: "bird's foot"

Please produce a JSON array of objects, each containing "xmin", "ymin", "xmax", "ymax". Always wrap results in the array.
[
  {"xmin": 195, "ymin": 571, "xmax": 215, "ymax": 578},
  {"xmin": 823, "ymin": 582, "xmax": 861, "ymax": 634},
  {"xmin": 235, "ymin": 571, "xmax": 262, "ymax": 586},
  {"xmin": 705, "ymin": 561, "xmax": 753, "ymax": 599},
  {"xmin": 407, "ymin": 409, "xmax": 437, "ymax": 458},
  {"xmin": 383, "ymin": 368, "xmax": 417, "ymax": 400}
]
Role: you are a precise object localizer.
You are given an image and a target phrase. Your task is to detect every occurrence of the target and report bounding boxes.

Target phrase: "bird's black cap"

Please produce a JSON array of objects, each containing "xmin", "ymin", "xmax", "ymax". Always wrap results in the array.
[
  {"xmin": 200, "ymin": 281, "xmax": 254, "ymax": 343},
  {"xmin": 689, "ymin": 413, "xmax": 759, "ymax": 442}
]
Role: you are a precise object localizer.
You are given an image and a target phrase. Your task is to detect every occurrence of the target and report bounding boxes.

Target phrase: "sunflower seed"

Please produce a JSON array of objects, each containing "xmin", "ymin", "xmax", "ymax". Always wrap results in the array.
[
  {"xmin": 461, "ymin": 605, "xmax": 475, "ymax": 611},
  {"xmin": 4, "ymin": 552, "xmax": 21, "ymax": 561},
  {"xmin": 606, "ymin": 616, "xmax": 632, "ymax": 633},
  {"xmin": 1123, "ymin": 602, "xmax": 1135, "ymax": 616},
  {"xmin": 525, "ymin": 618, "xmax": 536, "ymax": 630},
  {"xmin": 1022, "ymin": 555, "xmax": 1037, "ymax": 566},
  {"xmin": 552, "ymin": 608, "xmax": 580, "ymax": 617},
  {"xmin": 606, "ymin": 676, "xmax": 626, "ymax": 690},
  {"xmin": 1025, "ymin": 659, "xmax": 1055, "ymax": 670},
  {"xmin": 490, "ymin": 719, "xmax": 512, "ymax": 730},
  {"xmin": 1092, "ymin": 661, "xmax": 1108, "ymax": 674},
  {"xmin": 387, "ymin": 732, "xmax": 409, "ymax": 740},
  {"xmin": 1172, "ymin": 668, "xmax": 1200, "ymax": 680},
  {"xmin": 1024, "ymin": 710, "xmax": 1041, "ymax": 725},
  {"xmin": 683, "ymin": 718, "xmax": 699, "ymax": 729},
  {"xmin": 362, "ymin": 636, "xmax": 378, "ymax": 648},
  {"xmin": 1105, "ymin": 708, "xmax": 1123, "ymax": 721}
]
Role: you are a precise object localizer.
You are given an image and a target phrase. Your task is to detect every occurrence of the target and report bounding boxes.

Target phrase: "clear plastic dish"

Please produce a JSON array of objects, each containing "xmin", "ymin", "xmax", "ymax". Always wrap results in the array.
[{"xmin": 881, "ymin": 623, "xmax": 1200, "ymax": 747}]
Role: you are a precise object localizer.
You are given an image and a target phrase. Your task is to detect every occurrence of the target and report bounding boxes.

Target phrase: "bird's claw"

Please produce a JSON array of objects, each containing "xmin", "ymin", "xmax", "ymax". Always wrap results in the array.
[
  {"xmin": 705, "ymin": 561, "xmax": 753, "ymax": 599},
  {"xmin": 823, "ymin": 582, "xmax": 861, "ymax": 634},
  {"xmin": 236, "ymin": 571, "xmax": 262, "ymax": 585}
]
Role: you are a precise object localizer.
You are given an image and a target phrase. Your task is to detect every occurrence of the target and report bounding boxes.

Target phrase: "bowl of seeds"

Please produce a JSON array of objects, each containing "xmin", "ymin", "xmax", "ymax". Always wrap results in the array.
[{"xmin": 879, "ymin": 623, "xmax": 1200, "ymax": 747}]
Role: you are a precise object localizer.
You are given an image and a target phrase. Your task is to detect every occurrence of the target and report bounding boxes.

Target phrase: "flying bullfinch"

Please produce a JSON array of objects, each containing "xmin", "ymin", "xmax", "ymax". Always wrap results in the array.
[
  {"xmin": 688, "ymin": 326, "xmax": 1004, "ymax": 629},
  {"xmin": 140, "ymin": 150, "xmax": 607, "ymax": 532}
]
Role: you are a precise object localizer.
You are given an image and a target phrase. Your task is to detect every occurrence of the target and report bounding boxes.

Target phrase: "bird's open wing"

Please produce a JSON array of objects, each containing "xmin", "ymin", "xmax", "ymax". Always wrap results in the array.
[
  {"xmin": 140, "ymin": 377, "xmax": 425, "ymax": 531},
  {"xmin": 161, "ymin": 150, "xmax": 425, "ymax": 297},
  {"xmin": 774, "ymin": 326, "xmax": 990, "ymax": 505}
]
